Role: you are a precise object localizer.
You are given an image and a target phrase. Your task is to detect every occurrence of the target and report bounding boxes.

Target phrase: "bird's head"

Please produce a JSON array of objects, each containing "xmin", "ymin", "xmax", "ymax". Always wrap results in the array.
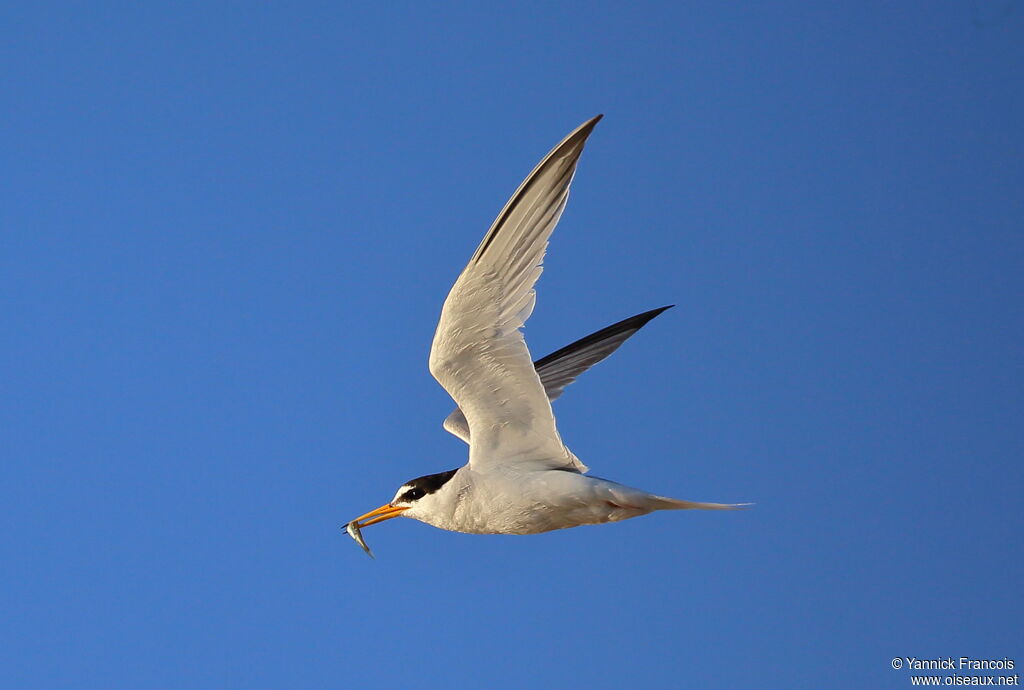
[{"xmin": 349, "ymin": 468, "xmax": 459, "ymax": 528}]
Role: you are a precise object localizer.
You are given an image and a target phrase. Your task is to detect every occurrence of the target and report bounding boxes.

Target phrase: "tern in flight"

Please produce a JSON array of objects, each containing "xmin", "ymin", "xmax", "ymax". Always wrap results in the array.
[{"xmin": 346, "ymin": 115, "xmax": 744, "ymax": 555}]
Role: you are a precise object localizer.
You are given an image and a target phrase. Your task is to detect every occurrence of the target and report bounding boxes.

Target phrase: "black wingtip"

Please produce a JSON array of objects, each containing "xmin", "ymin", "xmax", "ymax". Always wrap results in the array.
[
  {"xmin": 634, "ymin": 304, "xmax": 674, "ymax": 325},
  {"xmin": 605, "ymin": 304, "xmax": 674, "ymax": 333},
  {"xmin": 532, "ymin": 305, "xmax": 674, "ymax": 369},
  {"xmin": 471, "ymin": 115, "xmax": 605, "ymax": 266},
  {"xmin": 564, "ymin": 114, "xmax": 604, "ymax": 149}
]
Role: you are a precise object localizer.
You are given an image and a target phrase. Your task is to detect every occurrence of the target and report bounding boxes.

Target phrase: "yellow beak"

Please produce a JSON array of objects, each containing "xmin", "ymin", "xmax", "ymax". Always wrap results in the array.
[{"xmin": 351, "ymin": 503, "xmax": 409, "ymax": 528}]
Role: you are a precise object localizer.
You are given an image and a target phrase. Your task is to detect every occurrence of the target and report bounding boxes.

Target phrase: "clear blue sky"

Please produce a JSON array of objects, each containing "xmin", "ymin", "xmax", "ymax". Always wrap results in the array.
[{"xmin": 3, "ymin": 2, "xmax": 1021, "ymax": 688}]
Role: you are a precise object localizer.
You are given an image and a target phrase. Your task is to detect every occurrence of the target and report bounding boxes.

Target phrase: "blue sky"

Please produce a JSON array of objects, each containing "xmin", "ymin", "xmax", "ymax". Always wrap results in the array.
[{"xmin": 3, "ymin": 2, "xmax": 1021, "ymax": 688}]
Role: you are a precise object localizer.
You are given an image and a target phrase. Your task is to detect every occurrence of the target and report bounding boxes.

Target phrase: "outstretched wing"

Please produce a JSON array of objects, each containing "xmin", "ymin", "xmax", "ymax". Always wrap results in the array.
[
  {"xmin": 441, "ymin": 306, "xmax": 673, "ymax": 444},
  {"xmin": 428, "ymin": 116, "xmax": 602, "ymax": 472}
]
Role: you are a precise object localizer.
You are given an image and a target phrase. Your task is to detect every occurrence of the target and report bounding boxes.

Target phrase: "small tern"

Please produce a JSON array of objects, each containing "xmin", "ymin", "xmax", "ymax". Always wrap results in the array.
[{"xmin": 346, "ymin": 115, "xmax": 744, "ymax": 553}]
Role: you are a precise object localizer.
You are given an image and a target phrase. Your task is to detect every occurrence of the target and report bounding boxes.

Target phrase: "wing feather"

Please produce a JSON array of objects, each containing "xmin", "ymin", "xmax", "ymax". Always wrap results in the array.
[
  {"xmin": 429, "ymin": 116, "xmax": 602, "ymax": 471},
  {"xmin": 442, "ymin": 306, "xmax": 674, "ymax": 444}
]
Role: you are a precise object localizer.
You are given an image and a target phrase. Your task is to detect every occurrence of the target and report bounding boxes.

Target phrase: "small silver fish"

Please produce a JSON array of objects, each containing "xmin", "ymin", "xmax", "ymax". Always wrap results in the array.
[{"xmin": 345, "ymin": 521, "xmax": 374, "ymax": 558}]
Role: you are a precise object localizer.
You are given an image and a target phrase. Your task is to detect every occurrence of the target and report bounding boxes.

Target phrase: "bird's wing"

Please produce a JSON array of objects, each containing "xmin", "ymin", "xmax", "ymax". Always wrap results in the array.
[
  {"xmin": 429, "ymin": 115, "xmax": 602, "ymax": 472},
  {"xmin": 441, "ymin": 306, "xmax": 673, "ymax": 444}
]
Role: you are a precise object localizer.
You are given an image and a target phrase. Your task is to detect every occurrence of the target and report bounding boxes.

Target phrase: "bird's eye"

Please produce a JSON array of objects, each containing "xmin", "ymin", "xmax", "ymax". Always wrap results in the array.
[{"xmin": 407, "ymin": 488, "xmax": 424, "ymax": 501}]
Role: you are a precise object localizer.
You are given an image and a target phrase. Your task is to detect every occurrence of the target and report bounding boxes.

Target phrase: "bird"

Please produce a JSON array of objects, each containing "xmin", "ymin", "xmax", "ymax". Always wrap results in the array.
[{"xmin": 346, "ymin": 115, "xmax": 744, "ymax": 549}]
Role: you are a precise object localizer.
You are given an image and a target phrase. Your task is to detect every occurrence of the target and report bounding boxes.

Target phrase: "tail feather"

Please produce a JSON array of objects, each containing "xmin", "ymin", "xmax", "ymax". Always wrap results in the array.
[
  {"xmin": 654, "ymin": 497, "xmax": 752, "ymax": 511},
  {"xmin": 597, "ymin": 479, "xmax": 750, "ymax": 514}
]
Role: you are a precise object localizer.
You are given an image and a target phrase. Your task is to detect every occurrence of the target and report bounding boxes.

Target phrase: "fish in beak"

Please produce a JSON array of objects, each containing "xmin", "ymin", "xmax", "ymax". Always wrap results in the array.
[{"xmin": 344, "ymin": 504, "xmax": 409, "ymax": 558}]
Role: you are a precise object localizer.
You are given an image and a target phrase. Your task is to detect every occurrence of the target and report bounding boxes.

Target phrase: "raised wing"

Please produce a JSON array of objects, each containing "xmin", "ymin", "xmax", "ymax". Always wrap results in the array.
[
  {"xmin": 442, "ymin": 306, "xmax": 673, "ymax": 444},
  {"xmin": 428, "ymin": 115, "xmax": 602, "ymax": 472}
]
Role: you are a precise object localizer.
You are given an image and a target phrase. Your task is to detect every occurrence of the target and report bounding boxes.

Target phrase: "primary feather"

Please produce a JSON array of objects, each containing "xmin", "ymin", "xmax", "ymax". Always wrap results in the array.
[
  {"xmin": 429, "ymin": 115, "xmax": 603, "ymax": 473},
  {"xmin": 441, "ymin": 305, "xmax": 673, "ymax": 444}
]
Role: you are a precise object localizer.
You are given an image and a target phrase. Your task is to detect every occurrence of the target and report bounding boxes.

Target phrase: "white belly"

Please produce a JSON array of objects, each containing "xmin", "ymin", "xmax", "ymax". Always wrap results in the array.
[{"xmin": 417, "ymin": 469, "xmax": 658, "ymax": 535}]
